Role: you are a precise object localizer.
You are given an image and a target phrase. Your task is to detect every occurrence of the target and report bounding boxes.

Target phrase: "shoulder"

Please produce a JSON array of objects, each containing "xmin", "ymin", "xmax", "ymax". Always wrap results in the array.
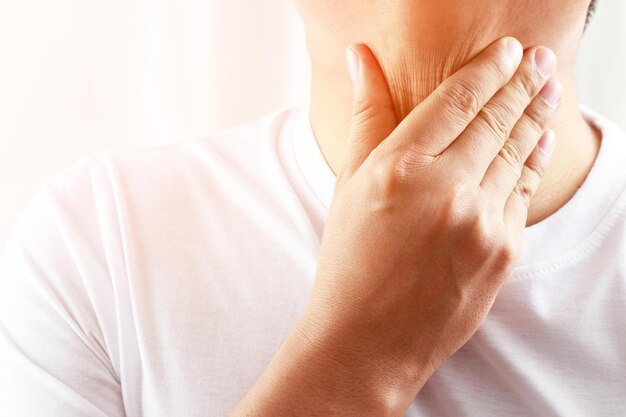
[
  {"xmin": 2, "ymin": 105, "xmax": 304, "ymax": 265},
  {"xmin": 0, "ymin": 159, "xmax": 128, "ymax": 417},
  {"xmin": 36, "ymin": 105, "xmax": 300, "ymax": 221},
  {"xmin": 93, "ymin": 105, "xmax": 301, "ymax": 199},
  {"xmin": 578, "ymin": 107, "xmax": 626, "ymax": 258}
]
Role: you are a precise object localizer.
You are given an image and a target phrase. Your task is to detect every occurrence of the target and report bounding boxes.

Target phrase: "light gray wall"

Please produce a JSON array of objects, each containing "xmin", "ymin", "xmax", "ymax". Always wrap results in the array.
[{"xmin": 576, "ymin": 0, "xmax": 626, "ymax": 131}]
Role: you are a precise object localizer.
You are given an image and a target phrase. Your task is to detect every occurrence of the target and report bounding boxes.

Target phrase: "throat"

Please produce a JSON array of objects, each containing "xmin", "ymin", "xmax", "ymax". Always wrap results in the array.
[
  {"xmin": 309, "ymin": 64, "xmax": 601, "ymax": 230},
  {"xmin": 524, "ymin": 105, "xmax": 601, "ymax": 227},
  {"xmin": 379, "ymin": 43, "xmax": 483, "ymax": 120}
]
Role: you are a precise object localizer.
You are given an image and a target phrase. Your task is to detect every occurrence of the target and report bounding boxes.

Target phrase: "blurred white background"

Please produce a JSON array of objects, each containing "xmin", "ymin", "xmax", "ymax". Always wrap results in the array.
[{"xmin": 0, "ymin": 0, "xmax": 624, "ymax": 249}]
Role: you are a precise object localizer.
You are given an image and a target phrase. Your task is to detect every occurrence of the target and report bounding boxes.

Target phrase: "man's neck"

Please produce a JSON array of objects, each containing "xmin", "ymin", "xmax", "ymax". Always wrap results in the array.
[{"xmin": 308, "ymin": 64, "xmax": 601, "ymax": 227}]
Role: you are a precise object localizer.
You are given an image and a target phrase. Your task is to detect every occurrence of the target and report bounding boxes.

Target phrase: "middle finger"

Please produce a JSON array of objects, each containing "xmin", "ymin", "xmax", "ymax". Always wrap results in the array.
[{"xmin": 442, "ymin": 46, "xmax": 557, "ymax": 180}]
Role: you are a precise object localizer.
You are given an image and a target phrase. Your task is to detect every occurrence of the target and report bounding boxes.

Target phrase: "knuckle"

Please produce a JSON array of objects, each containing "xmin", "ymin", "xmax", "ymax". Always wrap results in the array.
[
  {"xmin": 479, "ymin": 104, "xmax": 512, "ymax": 143},
  {"xmin": 491, "ymin": 54, "xmax": 515, "ymax": 82},
  {"xmin": 440, "ymin": 183, "xmax": 475, "ymax": 227},
  {"xmin": 524, "ymin": 163, "xmax": 544, "ymax": 186},
  {"xmin": 393, "ymin": 144, "xmax": 431, "ymax": 182},
  {"xmin": 516, "ymin": 166, "xmax": 543, "ymax": 203},
  {"xmin": 447, "ymin": 181, "xmax": 474, "ymax": 203},
  {"xmin": 498, "ymin": 140, "xmax": 526, "ymax": 174},
  {"xmin": 522, "ymin": 101, "xmax": 549, "ymax": 134},
  {"xmin": 370, "ymin": 157, "xmax": 404, "ymax": 199},
  {"xmin": 468, "ymin": 213, "xmax": 497, "ymax": 254},
  {"xmin": 440, "ymin": 79, "xmax": 481, "ymax": 119},
  {"xmin": 497, "ymin": 239, "xmax": 520, "ymax": 268},
  {"xmin": 352, "ymin": 100, "xmax": 382, "ymax": 127},
  {"xmin": 513, "ymin": 179, "xmax": 534, "ymax": 207},
  {"xmin": 512, "ymin": 68, "xmax": 538, "ymax": 101}
]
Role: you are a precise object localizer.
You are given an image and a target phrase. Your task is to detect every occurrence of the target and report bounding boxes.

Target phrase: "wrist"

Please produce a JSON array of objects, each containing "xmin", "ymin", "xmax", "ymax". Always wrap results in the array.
[
  {"xmin": 284, "ymin": 326, "xmax": 397, "ymax": 416},
  {"xmin": 285, "ymin": 315, "xmax": 426, "ymax": 416}
]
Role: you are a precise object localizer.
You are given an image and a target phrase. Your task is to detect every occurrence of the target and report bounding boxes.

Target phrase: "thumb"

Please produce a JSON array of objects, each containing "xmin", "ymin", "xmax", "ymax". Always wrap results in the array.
[{"xmin": 342, "ymin": 43, "xmax": 398, "ymax": 180}]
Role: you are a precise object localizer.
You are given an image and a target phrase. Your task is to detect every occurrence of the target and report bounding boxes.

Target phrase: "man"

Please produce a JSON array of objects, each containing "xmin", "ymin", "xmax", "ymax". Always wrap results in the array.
[{"xmin": 1, "ymin": 0, "xmax": 624, "ymax": 416}]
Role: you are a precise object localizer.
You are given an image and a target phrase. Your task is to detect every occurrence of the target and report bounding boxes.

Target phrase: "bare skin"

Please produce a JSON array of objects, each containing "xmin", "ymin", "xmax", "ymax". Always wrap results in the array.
[
  {"xmin": 230, "ymin": 1, "xmax": 601, "ymax": 415},
  {"xmin": 231, "ymin": 37, "xmax": 561, "ymax": 416},
  {"xmin": 299, "ymin": 0, "xmax": 600, "ymax": 227}
]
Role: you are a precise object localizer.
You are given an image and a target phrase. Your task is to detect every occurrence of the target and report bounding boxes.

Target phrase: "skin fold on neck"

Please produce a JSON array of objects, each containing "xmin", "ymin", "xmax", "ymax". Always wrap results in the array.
[{"xmin": 298, "ymin": 0, "xmax": 601, "ymax": 227}]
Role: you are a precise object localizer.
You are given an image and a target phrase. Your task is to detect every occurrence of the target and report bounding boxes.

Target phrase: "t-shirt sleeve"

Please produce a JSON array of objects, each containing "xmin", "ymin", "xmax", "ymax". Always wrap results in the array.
[{"xmin": 0, "ymin": 157, "xmax": 126, "ymax": 417}]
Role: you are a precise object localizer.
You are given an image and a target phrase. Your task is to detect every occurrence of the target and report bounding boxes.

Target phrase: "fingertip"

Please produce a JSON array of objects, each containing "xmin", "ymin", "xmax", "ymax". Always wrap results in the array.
[
  {"xmin": 501, "ymin": 36, "xmax": 523, "ymax": 65},
  {"xmin": 534, "ymin": 47, "xmax": 558, "ymax": 78}
]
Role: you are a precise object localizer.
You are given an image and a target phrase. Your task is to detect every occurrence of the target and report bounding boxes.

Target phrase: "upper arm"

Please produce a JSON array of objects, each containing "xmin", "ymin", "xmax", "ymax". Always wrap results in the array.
[{"xmin": 0, "ymin": 158, "xmax": 126, "ymax": 417}]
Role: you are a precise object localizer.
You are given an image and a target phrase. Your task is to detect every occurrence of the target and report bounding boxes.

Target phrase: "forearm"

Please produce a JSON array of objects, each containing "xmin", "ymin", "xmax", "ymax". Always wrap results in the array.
[{"xmin": 229, "ymin": 321, "xmax": 416, "ymax": 417}]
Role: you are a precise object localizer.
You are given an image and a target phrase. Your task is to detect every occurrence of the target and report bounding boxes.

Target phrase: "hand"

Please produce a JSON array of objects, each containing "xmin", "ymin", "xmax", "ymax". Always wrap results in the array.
[
  {"xmin": 231, "ymin": 36, "xmax": 561, "ymax": 417},
  {"xmin": 298, "ymin": 36, "xmax": 560, "ymax": 412}
]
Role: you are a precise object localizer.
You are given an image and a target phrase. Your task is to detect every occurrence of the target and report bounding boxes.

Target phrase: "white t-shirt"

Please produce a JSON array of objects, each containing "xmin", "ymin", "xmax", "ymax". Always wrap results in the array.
[{"xmin": 1, "ymin": 103, "xmax": 625, "ymax": 417}]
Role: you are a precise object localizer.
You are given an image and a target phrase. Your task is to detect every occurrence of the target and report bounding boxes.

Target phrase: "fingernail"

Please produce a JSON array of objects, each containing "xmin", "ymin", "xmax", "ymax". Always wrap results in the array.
[
  {"xmin": 538, "ymin": 129, "xmax": 556, "ymax": 156},
  {"xmin": 505, "ymin": 37, "xmax": 523, "ymax": 62},
  {"xmin": 346, "ymin": 47, "xmax": 360, "ymax": 82},
  {"xmin": 535, "ymin": 47, "xmax": 557, "ymax": 78},
  {"xmin": 540, "ymin": 79, "xmax": 563, "ymax": 108}
]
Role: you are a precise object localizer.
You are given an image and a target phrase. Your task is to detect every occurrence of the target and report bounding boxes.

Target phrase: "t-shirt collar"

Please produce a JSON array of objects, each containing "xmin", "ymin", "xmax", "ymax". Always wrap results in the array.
[{"xmin": 291, "ymin": 101, "xmax": 626, "ymax": 268}]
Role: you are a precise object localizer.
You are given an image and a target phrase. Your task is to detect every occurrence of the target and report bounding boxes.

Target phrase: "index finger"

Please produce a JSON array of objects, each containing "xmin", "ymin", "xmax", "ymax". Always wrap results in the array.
[{"xmin": 390, "ymin": 37, "xmax": 523, "ymax": 156}]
